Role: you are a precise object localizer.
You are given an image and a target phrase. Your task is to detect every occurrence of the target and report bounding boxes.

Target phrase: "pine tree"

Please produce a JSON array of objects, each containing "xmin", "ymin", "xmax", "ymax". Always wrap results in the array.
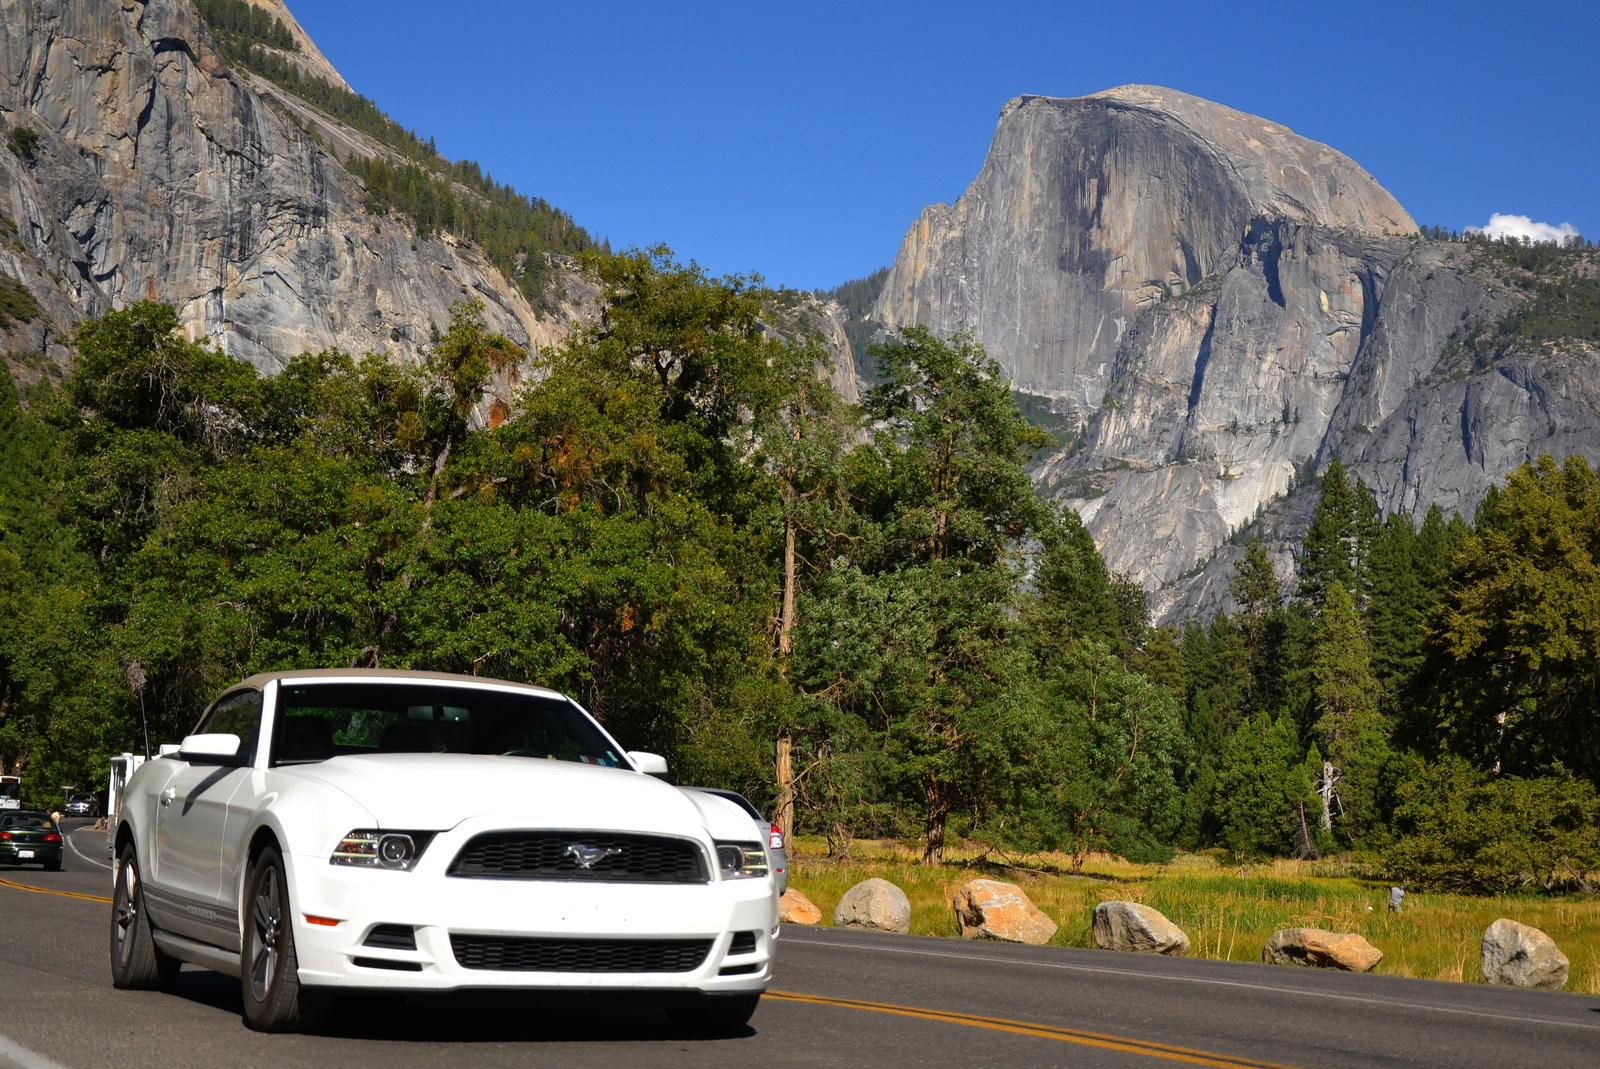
[
  {"xmin": 1310, "ymin": 581, "xmax": 1389, "ymax": 844},
  {"xmin": 1230, "ymin": 540, "xmax": 1282, "ymax": 715},
  {"xmin": 1367, "ymin": 511, "xmax": 1426, "ymax": 697},
  {"xmin": 1297, "ymin": 458, "xmax": 1381, "ymax": 610},
  {"xmin": 1413, "ymin": 503, "xmax": 1452, "ymax": 595},
  {"xmin": 1298, "ymin": 458, "xmax": 1355, "ymax": 606}
]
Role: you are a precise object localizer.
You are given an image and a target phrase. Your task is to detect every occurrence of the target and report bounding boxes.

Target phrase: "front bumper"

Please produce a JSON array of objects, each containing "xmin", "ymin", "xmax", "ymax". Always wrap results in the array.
[{"xmin": 288, "ymin": 853, "xmax": 778, "ymax": 994}]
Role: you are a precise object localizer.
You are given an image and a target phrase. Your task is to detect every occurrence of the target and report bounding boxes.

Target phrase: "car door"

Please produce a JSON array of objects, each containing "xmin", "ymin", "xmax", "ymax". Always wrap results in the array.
[{"xmin": 151, "ymin": 688, "xmax": 262, "ymax": 948}]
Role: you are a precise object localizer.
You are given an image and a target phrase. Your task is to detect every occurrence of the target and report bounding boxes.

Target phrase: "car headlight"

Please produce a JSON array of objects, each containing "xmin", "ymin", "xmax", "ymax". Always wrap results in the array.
[
  {"xmin": 715, "ymin": 841, "xmax": 769, "ymax": 879},
  {"xmin": 330, "ymin": 829, "xmax": 436, "ymax": 871}
]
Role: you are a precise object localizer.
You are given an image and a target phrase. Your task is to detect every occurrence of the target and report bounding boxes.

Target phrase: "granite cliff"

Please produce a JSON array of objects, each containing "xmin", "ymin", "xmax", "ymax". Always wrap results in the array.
[
  {"xmin": 875, "ymin": 86, "xmax": 1600, "ymax": 620},
  {"xmin": 0, "ymin": 0, "xmax": 860, "ymax": 414},
  {"xmin": 0, "ymin": 0, "xmax": 609, "ymax": 385}
]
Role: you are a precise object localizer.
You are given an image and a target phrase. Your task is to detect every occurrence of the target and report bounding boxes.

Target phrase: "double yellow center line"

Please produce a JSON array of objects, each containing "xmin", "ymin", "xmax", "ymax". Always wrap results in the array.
[
  {"xmin": 765, "ymin": 989, "xmax": 1301, "ymax": 1069},
  {"xmin": 0, "ymin": 877, "xmax": 111, "ymax": 904}
]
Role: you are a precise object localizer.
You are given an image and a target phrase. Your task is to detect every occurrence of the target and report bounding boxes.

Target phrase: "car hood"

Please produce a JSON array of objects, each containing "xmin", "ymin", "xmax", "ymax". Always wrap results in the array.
[{"xmin": 281, "ymin": 753, "xmax": 721, "ymax": 836}]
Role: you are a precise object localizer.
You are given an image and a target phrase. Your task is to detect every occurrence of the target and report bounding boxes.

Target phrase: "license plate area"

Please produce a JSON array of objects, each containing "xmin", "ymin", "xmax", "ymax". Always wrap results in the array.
[{"xmin": 18, "ymin": 850, "xmax": 34, "ymax": 858}]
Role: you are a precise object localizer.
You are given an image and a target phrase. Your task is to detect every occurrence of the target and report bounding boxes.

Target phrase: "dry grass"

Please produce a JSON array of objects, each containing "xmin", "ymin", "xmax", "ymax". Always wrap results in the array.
[{"xmin": 787, "ymin": 838, "xmax": 1600, "ymax": 993}]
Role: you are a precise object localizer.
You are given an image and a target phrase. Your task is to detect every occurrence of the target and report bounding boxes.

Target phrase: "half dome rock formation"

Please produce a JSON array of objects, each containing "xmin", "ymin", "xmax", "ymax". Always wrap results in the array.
[
  {"xmin": 875, "ymin": 86, "xmax": 1600, "ymax": 619},
  {"xmin": 876, "ymin": 86, "xmax": 1415, "ymax": 409}
]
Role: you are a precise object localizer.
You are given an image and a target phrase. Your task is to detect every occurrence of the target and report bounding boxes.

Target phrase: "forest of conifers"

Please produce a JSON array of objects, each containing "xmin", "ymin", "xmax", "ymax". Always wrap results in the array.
[{"xmin": 0, "ymin": 248, "xmax": 1595, "ymax": 893}]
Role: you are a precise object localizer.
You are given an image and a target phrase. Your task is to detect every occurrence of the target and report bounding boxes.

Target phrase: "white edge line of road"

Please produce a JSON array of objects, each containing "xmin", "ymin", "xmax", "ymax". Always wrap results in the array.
[
  {"xmin": 794, "ymin": 935, "xmax": 1600, "ymax": 1032},
  {"xmin": 0, "ymin": 1033, "xmax": 73, "ymax": 1069},
  {"xmin": 66, "ymin": 829, "xmax": 112, "ymax": 871}
]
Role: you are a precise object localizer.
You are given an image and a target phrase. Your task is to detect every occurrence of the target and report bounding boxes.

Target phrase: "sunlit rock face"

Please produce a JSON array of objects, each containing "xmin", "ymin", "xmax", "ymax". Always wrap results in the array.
[
  {"xmin": 876, "ymin": 86, "xmax": 1415, "ymax": 412},
  {"xmin": 0, "ymin": 0, "xmax": 585, "ymax": 378},
  {"xmin": 875, "ymin": 86, "xmax": 1600, "ymax": 621}
]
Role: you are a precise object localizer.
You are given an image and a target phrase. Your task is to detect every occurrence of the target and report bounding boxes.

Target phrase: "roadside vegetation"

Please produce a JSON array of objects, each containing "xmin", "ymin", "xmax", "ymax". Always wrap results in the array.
[
  {"xmin": 1, "ymin": 239, "xmax": 1597, "ymax": 923},
  {"xmin": 785, "ymin": 842, "xmax": 1600, "ymax": 993}
]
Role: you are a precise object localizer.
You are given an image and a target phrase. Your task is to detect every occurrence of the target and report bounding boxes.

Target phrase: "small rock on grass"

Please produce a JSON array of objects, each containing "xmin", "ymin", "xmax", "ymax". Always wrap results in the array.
[
  {"xmin": 834, "ymin": 877, "xmax": 911, "ymax": 934},
  {"xmin": 1482, "ymin": 918, "xmax": 1568, "ymax": 990},
  {"xmin": 779, "ymin": 888, "xmax": 822, "ymax": 925},
  {"xmin": 952, "ymin": 879, "xmax": 1058, "ymax": 945},
  {"xmin": 1092, "ymin": 901, "xmax": 1189, "ymax": 955},
  {"xmin": 1263, "ymin": 928, "xmax": 1382, "ymax": 972}
]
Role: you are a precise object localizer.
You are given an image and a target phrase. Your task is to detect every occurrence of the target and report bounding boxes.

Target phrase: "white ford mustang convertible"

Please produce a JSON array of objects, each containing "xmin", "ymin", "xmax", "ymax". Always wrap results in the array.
[{"xmin": 110, "ymin": 670, "xmax": 777, "ymax": 1033}]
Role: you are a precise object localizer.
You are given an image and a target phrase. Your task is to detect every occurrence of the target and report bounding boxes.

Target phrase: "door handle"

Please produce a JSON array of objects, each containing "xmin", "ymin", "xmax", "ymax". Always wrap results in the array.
[{"xmin": 160, "ymin": 787, "xmax": 176, "ymax": 808}]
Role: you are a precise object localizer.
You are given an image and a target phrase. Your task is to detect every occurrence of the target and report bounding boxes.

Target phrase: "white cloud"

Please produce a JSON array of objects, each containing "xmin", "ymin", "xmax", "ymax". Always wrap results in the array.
[{"xmin": 1466, "ymin": 213, "xmax": 1582, "ymax": 244}]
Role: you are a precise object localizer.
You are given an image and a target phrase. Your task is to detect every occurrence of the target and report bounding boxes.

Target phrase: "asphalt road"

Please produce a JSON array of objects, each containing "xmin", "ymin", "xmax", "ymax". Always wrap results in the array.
[{"xmin": 1, "ymin": 821, "xmax": 1596, "ymax": 1069}]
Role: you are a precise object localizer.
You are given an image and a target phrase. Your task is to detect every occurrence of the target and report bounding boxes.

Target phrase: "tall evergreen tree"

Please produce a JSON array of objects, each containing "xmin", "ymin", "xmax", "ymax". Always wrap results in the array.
[
  {"xmin": 1310, "ymin": 581, "xmax": 1389, "ymax": 843},
  {"xmin": 1298, "ymin": 457, "xmax": 1381, "ymax": 610},
  {"xmin": 1367, "ymin": 511, "xmax": 1427, "ymax": 697}
]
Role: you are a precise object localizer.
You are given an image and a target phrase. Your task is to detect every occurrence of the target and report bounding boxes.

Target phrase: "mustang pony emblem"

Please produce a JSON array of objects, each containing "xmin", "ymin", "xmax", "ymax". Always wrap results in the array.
[{"xmin": 564, "ymin": 843, "xmax": 622, "ymax": 869}]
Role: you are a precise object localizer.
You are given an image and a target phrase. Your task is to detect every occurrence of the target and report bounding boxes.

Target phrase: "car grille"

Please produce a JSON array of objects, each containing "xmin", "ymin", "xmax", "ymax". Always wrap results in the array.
[
  {"xmin": 448, "ymin": 831, "xmax": 706, "ymax": 883},
  {"xmin": 450, "ymin": 935, "xmax": 713, "ymax": 973}
]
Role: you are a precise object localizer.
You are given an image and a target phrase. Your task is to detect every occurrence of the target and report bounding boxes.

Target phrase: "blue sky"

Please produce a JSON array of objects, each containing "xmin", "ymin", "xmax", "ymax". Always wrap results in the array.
[{"xmin": 290, "ymin": 1, "xmax": 1599, "ymax": 291}]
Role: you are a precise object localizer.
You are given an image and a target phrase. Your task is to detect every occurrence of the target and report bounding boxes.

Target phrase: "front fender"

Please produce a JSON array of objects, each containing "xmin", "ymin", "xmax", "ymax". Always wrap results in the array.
[{"xmin": 228, "ymin": 773, "xmax": 377, "ymax": 948}]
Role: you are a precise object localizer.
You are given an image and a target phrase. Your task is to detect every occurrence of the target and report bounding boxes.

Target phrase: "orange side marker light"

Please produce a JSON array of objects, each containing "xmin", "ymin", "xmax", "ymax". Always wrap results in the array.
[{"xmin": 304, "ymin": 914, "xmax": 343, "ymax": 926}]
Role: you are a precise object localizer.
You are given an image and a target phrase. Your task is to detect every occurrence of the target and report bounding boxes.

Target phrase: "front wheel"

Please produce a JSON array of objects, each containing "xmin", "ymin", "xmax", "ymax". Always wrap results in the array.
[
  {"xmin": 668, "ymin": 993, "xmax": 761, "ymax": 1037},
  {"xmin": 241, "ymin": 846, "xmax": 326, "ymax": 1032},
  {"xmin": 110, "ymin": 845, "xmax": 180, "ymax": 991}
]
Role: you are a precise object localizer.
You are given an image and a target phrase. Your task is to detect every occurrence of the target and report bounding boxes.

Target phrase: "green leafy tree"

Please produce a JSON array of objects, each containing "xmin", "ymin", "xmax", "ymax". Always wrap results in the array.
[
  {"xmin": 1010, "ymin": 642, "xmax": 1187, "ymax": 871},
  {"xmin": 1419, "ymin": 454, "xmax": 1600, "ymax": 784},
  {"xmin": 808, "ymin": 327, "xmax": 1051, "ymax": 862},
  {"xmin": 1215, "ymin": 713, "xmax": 1320, "ymax": 857},
  {"xmin": 1385, "ymin": 755, "xmax": 1600, "ymax": 892}
]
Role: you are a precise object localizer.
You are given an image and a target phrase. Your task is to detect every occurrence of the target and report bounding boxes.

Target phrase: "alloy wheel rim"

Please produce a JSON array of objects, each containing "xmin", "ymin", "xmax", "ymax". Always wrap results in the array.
[
  {"xmin": 249, "ymin": 866, "xmax": 282, "ymax": 1002},
  {"xmin": 114, "ymin": 863, "xmax": 138, "ymax": 963}
]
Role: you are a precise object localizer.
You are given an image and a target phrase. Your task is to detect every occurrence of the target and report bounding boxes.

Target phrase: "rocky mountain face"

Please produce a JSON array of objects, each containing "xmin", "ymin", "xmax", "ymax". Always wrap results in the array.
[
  {"xmin": 0, "ymin": 0, "xmax": 859, "ymax": 410},
  {"xmin": 875, "ymin": 86, "xmax": 1600, "ymax": 621},
  {"xmin": 0, "ymin": 0, "xmax": 591, "ymax": 384}
]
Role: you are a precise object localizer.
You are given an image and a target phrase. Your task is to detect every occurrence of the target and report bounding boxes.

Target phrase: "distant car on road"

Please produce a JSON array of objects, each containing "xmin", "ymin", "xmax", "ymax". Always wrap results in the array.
[
  {"xmin": 684, "ymin": 788, "xmax": 786, "ymax": 894},
  {"xmin": 110, "ymin": 669, "xmax": 777, "ymax": 1035},
  {"xmin": 0, "ymin": 811, "xmax": 63, "ymax": 870},
  {"xmin": 65, "ymin": 792, "xmax": 99, "ymax": 818}
]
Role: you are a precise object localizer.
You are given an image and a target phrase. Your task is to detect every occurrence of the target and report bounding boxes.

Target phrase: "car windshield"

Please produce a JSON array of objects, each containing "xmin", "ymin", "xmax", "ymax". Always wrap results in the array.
[
  {"xmin": 273, "ymin": 682, "xmax": 625, "ymax": 768},
  {"xmin": 2, "ymin": 815, "xmax": 55, "ymax": 831}
]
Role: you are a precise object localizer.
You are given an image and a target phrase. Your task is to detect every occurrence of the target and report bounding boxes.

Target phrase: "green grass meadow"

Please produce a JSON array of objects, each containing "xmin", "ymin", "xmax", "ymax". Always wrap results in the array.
[{"xmin": 786, "ymin": 840, "xmax": 1600, "ymax": 993}]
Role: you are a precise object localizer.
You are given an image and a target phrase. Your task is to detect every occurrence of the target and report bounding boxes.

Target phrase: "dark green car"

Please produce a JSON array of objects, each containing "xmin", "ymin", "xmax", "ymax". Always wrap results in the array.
[{"xmin": 0, "ymin": 811, "xmax": 63, "ymax": 870}]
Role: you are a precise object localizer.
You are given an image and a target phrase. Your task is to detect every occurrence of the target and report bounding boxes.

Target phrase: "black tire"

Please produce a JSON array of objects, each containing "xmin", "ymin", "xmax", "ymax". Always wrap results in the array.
[
  {"xmin": 241, "ymin": 846, "xmax": 327, "ymax": 1032},
  {"xmin": 668, "ymin": 993, "xmax": 761, "ymax": 1037},
  {"xmin": 44, "ymin": 857, "xmax": 61, "ymax": 872},
  {"xmin": 110, "ymin": 844, "xmax": 181, "ymax": 991}
]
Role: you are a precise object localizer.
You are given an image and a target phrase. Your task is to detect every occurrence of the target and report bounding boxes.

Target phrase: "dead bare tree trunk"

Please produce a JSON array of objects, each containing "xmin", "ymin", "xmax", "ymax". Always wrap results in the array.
[
  {"xmin": 1318, "ymin": 761, "xmax": 1339, "ymax": 831},
  {"xmin": 778, "ymin": 499, "xmax": 796, "ymax": 657},
  {"xmin": 775, "ymin": 736, "xmax": 794, "ymax": 842}
]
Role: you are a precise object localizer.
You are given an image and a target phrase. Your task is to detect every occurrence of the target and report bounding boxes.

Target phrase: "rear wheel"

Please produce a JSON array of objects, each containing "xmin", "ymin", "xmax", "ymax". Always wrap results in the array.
[
  {"xmin": 43, "ymin": 857, "xmax": 61, "ymax": 872},
  {"xmin": 109, "ymin": 845, "xmax": 180, "ymax": 991},
  {"xmin": 668, "ymin": 993, "xmax": 761, "ymax": 1037},
  {"xmin": 241, "ymin": 846, "xmax": 326, "ymax": 1032}
]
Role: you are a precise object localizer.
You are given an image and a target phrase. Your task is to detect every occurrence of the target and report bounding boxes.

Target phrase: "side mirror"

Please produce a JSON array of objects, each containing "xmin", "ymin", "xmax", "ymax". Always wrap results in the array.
[
  {"xmin": 179, "ymin": 733, "xmax": 243, "ymax": 764},
  {"xmin": 627, "ymin": 751, "xmax": 669, "ymax": 779}
]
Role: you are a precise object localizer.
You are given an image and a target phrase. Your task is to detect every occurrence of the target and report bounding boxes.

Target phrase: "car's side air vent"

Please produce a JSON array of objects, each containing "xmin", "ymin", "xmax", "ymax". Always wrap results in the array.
[
  {"xmin": 450, "ymin": 935, "xmax": 713, "ymax": 973},
  {"xmin": 449, "ymin": 831, "xmax": 707, "ymax": 883},
  {"xmin": 729, "ymin": 930, "xmax": 757, "ymax": 955},
  {"xmin": 363, "ymin": 924, "xmax": 417, "ymax": 951}
]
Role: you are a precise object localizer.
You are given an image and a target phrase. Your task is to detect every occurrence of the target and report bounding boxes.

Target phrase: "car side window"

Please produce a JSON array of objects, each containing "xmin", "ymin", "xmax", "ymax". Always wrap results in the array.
[{"xmin": 197, "ymin": 689, "xmax": 264, "ymax": 764}]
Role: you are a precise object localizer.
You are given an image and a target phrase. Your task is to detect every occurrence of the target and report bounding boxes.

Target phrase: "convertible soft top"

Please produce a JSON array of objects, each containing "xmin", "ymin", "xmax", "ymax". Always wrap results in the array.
[{"xmin": 229, "ymin": 668, "xmax": 567, "ymax": 699}]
